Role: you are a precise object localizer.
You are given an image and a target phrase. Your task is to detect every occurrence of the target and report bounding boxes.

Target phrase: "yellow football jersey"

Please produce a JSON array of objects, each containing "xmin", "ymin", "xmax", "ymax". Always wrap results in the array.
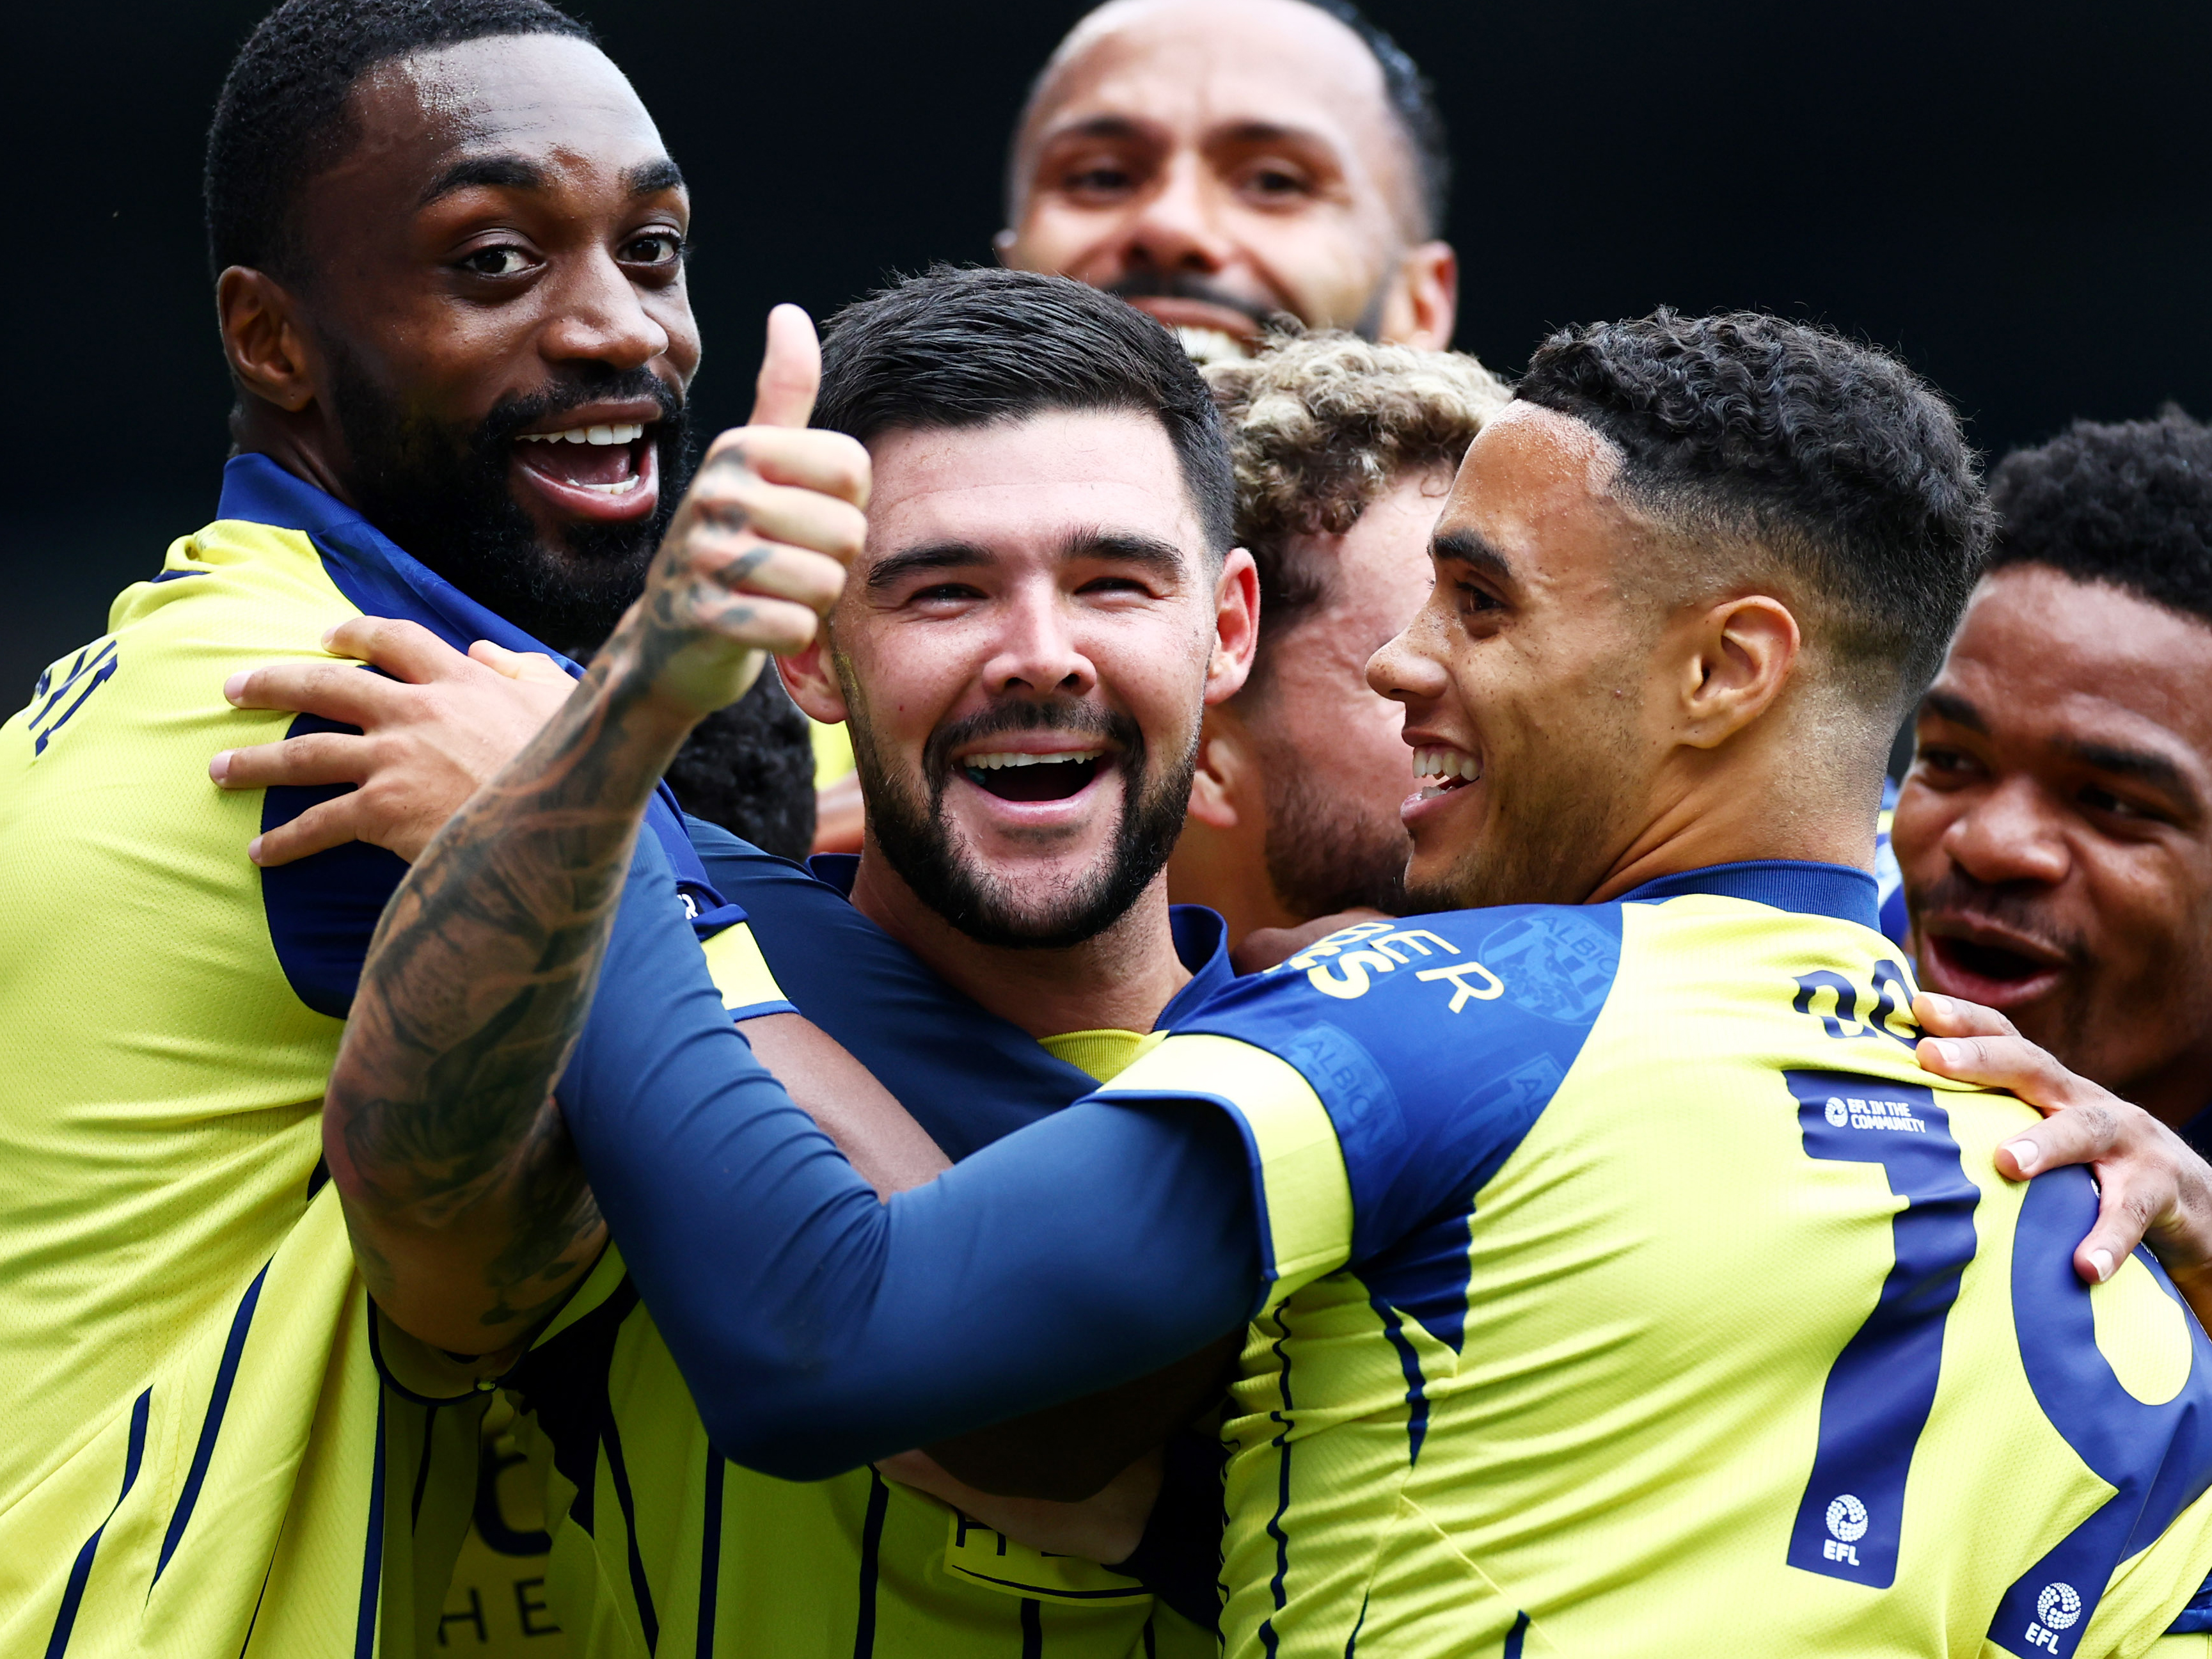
[
  {"xmin": 1091, "ymin": 863, "xmax": 2212, "ymax": 1658},
  {"xmin": 0, "ymin": 457, "xmax": 773, "ymax": 1658}
]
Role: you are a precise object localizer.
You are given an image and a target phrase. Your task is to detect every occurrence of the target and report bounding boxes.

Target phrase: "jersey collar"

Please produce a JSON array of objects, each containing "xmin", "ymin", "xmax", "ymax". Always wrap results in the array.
[
  {"xmin": 1616, "ymin": 859, "xmax": 1881, "ymax": 930},
  {"xmin": 805, "ymin": 851, "xmax": 1232, "ymax": 1015},
  {"xmin": 216, "ymin": 452, "xmax": 583, "ymax": 672}
]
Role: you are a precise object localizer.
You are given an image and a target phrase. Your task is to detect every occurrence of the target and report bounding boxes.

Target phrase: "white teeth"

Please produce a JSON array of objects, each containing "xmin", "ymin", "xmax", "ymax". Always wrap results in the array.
[
  {"xmin": 963, "ymin": 749, "xmax": 1105, "ymax": 771},
  {"xmin": 518, "ymin": 422, "xmax": 647, "ymax": 446},
  {"xmin": 1414, "ymin": 747, "xmax": 1480, "ymax": 783},
  {"xmin": 578, "ymin": 476, "xmax": 644, "ymax": 495}
]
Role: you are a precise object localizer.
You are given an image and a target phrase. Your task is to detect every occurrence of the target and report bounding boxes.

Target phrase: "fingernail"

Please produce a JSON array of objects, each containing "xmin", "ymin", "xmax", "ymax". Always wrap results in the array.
[
  {"xmin": 1925, "ymin": 1038, "xmax": 1959, "ymax": 1065},
  {"xmin": 321, "ymin": 626, "xmax": 336, "ymax": 647},
  {"xmin": 2003, "ymin": 1139, "xmax": 2040, "ymax": 1175},
  {"xmin": 209, "ymin": 750, "xmax": 231, "ymax": 784},
  {"xmin": 246, "ymin": 835, "xmax": 264, "ymax": 865},
  {"xmin": 2089, "ymin": 1248, "xmax": 2115, "ymax": 1283},
  {"xmin": 223, "ymin": 671, "xmax": 248, "ymax": 704}
]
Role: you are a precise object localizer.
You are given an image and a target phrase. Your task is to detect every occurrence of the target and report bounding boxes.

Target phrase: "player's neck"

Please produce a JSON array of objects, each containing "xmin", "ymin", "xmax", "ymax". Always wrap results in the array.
[
  {"xmin": 1586, "ymin": 740, "xmax": 1881, "ymax": 905},
  {"xmin": 846, "ymin": 853, "xmax": 1192, "ymax": 1040},
  {"xmin": 234, "ymin": 405, "xmax": 360, "ymax": 512}
]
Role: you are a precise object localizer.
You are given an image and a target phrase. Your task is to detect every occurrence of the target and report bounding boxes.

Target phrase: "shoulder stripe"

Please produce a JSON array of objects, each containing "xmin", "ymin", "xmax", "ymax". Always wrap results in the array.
[
  {"xmin": 1093, "ymin": 1033, "xmax": 1353, "ymax": 1310},
  {"xmin": 351, "ymin": 1390, "xmax": 386, "ymax": 1659},
  {"xmin": 600, "ymin": 1412, "xmax": 658, "ymax": 1651},
  {"xmin": 41, "ymin": 1386, "xmax": 151, "ymax": 1659},
  {"xmin": 156, "ymin": 1261, "xmax": 271, "ymax": 1581}
]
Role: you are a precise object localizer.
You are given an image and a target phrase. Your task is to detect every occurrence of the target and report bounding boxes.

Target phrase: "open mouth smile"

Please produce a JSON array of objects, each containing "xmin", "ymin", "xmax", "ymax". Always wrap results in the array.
[
  {"xmin": 959, "ymin": 748, "xmax": 1107, "ymax": 804},
  {"xmin": 512, "ymin": 418, "xmax": 661, "ymax": 521},
  {"xmin": 1918, "ymin": 919, "xmax": 2070, "ymax": 1008}
]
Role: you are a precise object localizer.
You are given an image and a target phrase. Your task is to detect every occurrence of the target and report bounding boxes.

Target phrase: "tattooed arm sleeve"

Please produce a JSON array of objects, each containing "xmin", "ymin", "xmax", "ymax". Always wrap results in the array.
[{"xmin": 556, "ymin": 841, "xmax": 1261, "ymax": 1482}]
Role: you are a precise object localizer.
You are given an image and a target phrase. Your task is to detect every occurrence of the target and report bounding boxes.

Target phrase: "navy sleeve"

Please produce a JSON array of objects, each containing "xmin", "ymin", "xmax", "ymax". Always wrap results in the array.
[
  {"xmin": 560, "ymin": 836, "xmax": 1261, "ymax": 1480},
  {"xmin": 681, "ymin": 819, "xmax": 1092, "ymax": 1159}
]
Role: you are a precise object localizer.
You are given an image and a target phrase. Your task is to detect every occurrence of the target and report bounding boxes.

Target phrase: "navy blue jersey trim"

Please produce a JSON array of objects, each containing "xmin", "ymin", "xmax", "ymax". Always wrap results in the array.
[
  {"xmin": 1617, "ymin": 859, "xmax": 1878, "ymax": 930},
  {"xmin": 853, "ymin": 1468, "xmax": 890, "ymax": 1659},
  {"xmin": 1021, "ymin": 1596, "xmax": 1043, "ymax": 1659},
  {"xmin": 409, "ymin": 1403, "xmax": 438, "ymax": 1526},
  {"xmin": 1370, "ymin": 1292, "xmax": 1430, "ymax": 1466},
  {"xmin": 155, "ymin": 1262, "xmax": 269, "ymax": 1582},
  {"xmin": 601, "ymin": 1413, "xmax": 658, "ymax": 1652},
  {"xmin": 1343, "ymin": 1593, "xmax": 1368, "ymax": 1656},
  {"xmin": 43, "ymin": 1387, "xmax": 150, "ymax": 1659},
  {"xmin": 1503, "ymin": 1610, "xmax": 1531, "ymax": 1658},
  {"xmin": 1256, "ymin": 1307, "xmax": 1298, "ymax": 1658},
  {"xmin": 235, "ymin": 1553, "xmax": 275, "ymax": 1659},
  {"xmin": 695, "ymin": 1450, "xmax": 724, "ymax": 1659},
  {"xmin": 2169, "ymin": 1568, "xmax": 2212, "ymax": 1633},
  {"xmin": 146, "ymin": 569, "xmax": 207, "ymax": 583},
  {"xmin": 352, "ymin": 1388, "xmax": 386, "ymax": 1659},
  {"xmin": 948, "ymin": 1569, "xmax": 1146, "ymax": 1600}
]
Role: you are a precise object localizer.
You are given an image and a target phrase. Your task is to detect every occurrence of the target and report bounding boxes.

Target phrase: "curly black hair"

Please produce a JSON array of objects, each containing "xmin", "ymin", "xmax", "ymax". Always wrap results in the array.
[
  {"xmin": 1515, "ymin": 309, "xmax": 1993, "ymax": 716},
  {"xmin": 815, "ymin": 266, "xmax": 1235, "ymax": 555},
  {"xmin": 1985, "ymin": 408, "xmax": 2212, "ymax": 624},
  {"xmin": 665, "ymin": 672, "xmax": 818, "ymax": 862},
  {"xmin": 205, "ymin": 0, "xmax": 594, "ymax": 281}
]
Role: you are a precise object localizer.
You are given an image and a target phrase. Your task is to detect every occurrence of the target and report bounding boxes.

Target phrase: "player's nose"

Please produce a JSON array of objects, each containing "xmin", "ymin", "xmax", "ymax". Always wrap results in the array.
[
  {"xmin": 1114, "ymin": 154, "xmax": 1236, "ymax": 276},
  {"xmin": 1941, "ymin": 774, "xmax": 2071, "ymax": 889}
]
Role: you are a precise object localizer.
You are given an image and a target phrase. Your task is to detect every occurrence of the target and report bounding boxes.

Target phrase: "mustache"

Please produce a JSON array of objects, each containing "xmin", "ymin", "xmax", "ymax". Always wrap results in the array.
[
  {"xmin": 1102, "ymin": 271, "xmax": 1284, "ymax": 334},
  {"xmin": 1913, "ymin": 870, "xmax": 2090, "ymax": 965},
  {"xmin": 923, "ymin": 698, "xmax": 1144, "ymax": 783},
  {"xmin": 475, "ymin": 368, "xmax": 686, "ymax": 450}
]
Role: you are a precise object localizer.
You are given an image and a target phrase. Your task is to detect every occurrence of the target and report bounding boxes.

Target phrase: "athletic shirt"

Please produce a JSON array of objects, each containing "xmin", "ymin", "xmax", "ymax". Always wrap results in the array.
[
  {"xmin": 0, "ymin": 455, "xmax": 764, "ymax": 1659},
  {"xmin": 503, "ymin": 831, "xmax": 1230, "ymax": 1657},
  {"xmin": 1088, "ymin": 862, "xmax": 2212, "ymax": 1657}
]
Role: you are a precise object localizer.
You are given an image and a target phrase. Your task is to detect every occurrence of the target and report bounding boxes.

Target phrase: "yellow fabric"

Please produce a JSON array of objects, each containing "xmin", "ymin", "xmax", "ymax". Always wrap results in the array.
[
  {"xmin": 512, "ymin": 1021, "xmax": 1211, "ymax": 1656},
  {"xmin": 809, "ymin": 717, "xmax": 855, "ymax": 788},
  {"xmin": 1038, "ymin": 1026, "xmax": 1167, "ymax": 1084},
  {"xmin": 0, "ymin": 520, "xmax": 480, "ymax": 1656},
  {"xmin": 1112, "ymin": 894, "xmax": 2212, "ymax": 1657},
  {"xmin": 698, "ymin": 919, "xmax": 787, "ymax": 1019}
]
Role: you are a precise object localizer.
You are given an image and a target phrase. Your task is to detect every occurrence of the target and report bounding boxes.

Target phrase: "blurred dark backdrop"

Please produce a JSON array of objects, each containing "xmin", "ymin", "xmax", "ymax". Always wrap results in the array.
[{"xmin": 4, "ymin": 0, "xmax": 2208, "ymax": 703}]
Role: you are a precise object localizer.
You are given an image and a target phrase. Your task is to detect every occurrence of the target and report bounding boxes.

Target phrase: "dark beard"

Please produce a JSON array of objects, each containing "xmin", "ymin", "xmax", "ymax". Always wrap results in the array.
[
  {"xmin": 846, "ymin": 683, "xmax": 1197, "ymax": 950},
  {"xmin": 320, "ymin": 340, "xmax": 691, "ymax": 658},
  {"xmin": 1260, "ymin": 757, "xmax": 1407, "ymax": 919}
]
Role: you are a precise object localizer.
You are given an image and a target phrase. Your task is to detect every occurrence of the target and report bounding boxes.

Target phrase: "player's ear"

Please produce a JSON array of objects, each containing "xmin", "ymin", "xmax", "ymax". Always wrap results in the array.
[
  {"xmin": 776, "ymin": 636, "xmax": 848, "ymax": 725},
  {"xmin": 216, "ymin": 267, "xmax": 319, "ymax": 415},
  {"xmin": 1677, "ymin": 594, "xmax": 1800, "ymax": 750},
  {"xmin": 1206, "ymin": 549, "xmax": 1261, "ymax": 706},
  {"xmin": 1185, "ymin": 705, "xmax": 1254, "ymax": 831}
]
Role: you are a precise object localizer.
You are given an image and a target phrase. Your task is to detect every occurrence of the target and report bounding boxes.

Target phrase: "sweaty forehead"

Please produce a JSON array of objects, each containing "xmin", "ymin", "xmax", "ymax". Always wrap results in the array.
[
  {"xmin": 342, "ymin": 34, "xmax": 662, "ymax": 187},
  {"xmin": 1943, "ymin": 566, "xmax": 2212, "ymax": 761},
  {"xmin": 860, "ymin": 409, "xmax": 1203, "ymax": 566},
  {"xmin": 1023, "ymin": 1, "xmax": 1405, "ymax": 184}
]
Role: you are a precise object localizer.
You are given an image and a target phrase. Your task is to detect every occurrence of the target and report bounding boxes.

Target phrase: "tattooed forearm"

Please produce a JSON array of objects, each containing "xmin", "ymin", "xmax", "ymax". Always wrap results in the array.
[{"xmin": 324, "ymin": 614, "xmax": 726, "ymax": 1354}]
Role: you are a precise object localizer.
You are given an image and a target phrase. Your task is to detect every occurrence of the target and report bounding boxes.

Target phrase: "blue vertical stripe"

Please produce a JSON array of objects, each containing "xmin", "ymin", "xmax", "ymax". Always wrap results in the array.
[
  {"xmin": 851, "ymin": 1469, "xmax": 890, "ymax": 1659},
  {"xmin": 1255, "ymin": 1308, "xmax": 1298, "ymax": 1658},
  {"xmin": 352, "ymin": 1388, "xmax": 386, "ymax": 1659},
  {"xmin": 601, "ymin": 1417, "xmax": 658, "ymax": 1652},
  {"xmin": 1020, "ymin": 1597, "xmax": 1043, "ymax": 1659},
  {"xmin": 1369, "ymin": 1294, "xmax": 1430, "ymax": 1466},
  {"xmin": 695, "ymin": 1451, "xmax": 724, "ymax": 1658},
  {"xmin": 43, "ymin": 1387, "xmax": 151, "ymax": 1658},
  {"xmin": 1503, "ymin": 1610, "xmax": 1530, "ymax": 1657},
  {"xmin": 156, "ymin": 1262, "xmax": 271, "ymax": 1582}
]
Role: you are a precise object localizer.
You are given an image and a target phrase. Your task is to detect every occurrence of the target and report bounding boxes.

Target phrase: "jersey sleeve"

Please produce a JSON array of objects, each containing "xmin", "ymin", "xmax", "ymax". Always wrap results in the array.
[
  {"xmin": 556, "ymin": 835, "xmax": 1261, "ymax": 1480},
  {"xmin": 1104, "ymin": 911, "xmax": 1625, "ymax": 1280}
]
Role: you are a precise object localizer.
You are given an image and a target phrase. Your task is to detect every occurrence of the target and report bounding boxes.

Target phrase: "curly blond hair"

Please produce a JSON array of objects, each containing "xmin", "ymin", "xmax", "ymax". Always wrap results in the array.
[{"xmin": 1207, "ymin": 333, "xmax": 1512, "ymax": 647}]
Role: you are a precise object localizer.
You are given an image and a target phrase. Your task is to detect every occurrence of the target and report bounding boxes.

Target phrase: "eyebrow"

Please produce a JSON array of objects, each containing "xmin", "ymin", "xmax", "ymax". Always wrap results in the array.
[
  {"xmin": 2059, "ymin": 736, "xmax": 2200, "ymax": 809},
  {"xmin": 865, "ymin": 529, "xmax": 1192, "ymax": 593},
  {"xmin": 1210, "ymin": 120, "xmax": 1340, "ymax": 155},
  {"xmin": 1035, "ymin": 115, "xmax": 1152, "ymax": 148},
  {"xmin": 418, "ymin": 151, "xmax": 686, "ymax": 209},
  {"xmin": 1431, "ymin": 527, "xmax": 1514, "ymax": 585},
  {"xmin": 1920, "ymin": 688, "xmax": 1987, "ymax": 733}
]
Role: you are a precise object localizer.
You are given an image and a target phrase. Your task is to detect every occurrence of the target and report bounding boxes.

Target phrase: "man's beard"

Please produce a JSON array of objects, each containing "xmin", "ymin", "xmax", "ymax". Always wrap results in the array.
[
  {"xmin": 1260, "ymin": 756, "xmax": 1407, "ymax": 918},
  {"xmin": 1908, "ymin": 869, "xmax": 2096, "ymax": 1036},
  {"xmin": 846, "ymin": 681, "xmax": 1198, "ymax": 950},
  {"xmin": 321, "ymin": 340, "xmax": 690, "ymax": 658}
]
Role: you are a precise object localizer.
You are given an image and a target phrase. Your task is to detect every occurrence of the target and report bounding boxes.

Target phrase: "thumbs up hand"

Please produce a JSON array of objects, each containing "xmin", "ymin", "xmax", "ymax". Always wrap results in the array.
[{"xmin": 610, "ymin": 305, "xmax": 869, "ymax": 720}]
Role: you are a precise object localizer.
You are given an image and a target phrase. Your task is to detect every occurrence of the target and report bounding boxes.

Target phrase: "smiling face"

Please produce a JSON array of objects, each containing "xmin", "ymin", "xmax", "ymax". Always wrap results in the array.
[
  {"xmin": 276, "ymin": 34, "xmax": 698, "ymax": 651},
  {"xmin": 1895, "ymin": 565, "xmax": 2212, "ymax": 1122},
  {"xmin": 803, "ymin": 408, "xmax": 1253, "ymax": 948},
  {"xmin": 1000, "ymin": 0, "xmax": 1450, "ymax": 352},
  {"xmin": 1366, "ymin": 404, "xmax": 1668, "ymax": 912}
]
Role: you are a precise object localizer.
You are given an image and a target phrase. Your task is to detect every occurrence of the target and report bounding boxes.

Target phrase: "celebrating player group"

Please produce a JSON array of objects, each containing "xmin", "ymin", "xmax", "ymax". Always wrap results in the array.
[{"xmin": 10, "ymin": 1, "xmax": 2212, "ymax": 1656}]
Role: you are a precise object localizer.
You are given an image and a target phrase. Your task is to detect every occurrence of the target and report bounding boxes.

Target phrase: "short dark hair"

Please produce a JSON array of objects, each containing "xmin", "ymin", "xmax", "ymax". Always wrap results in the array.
[
  {"xmin": 815, "ymin": 266, "xmax": 1236, "ymax": 555},
  {"xmin": 1986, "ymin": 407, "xmax": 2212, "ymax": 627},
  {"xmin": 1297, "ymin": 0, "xmax": 1451, "ymax": 237},
  {"xmin": 1010, "ymin": 0, "xmax": 1451, "ymax": 240},
  {"xmin": 205, "ymin": 0, "xmax": 595, "ymax": 280},
  {"xmin": 1516, "ymin": 309, "xmax": 1993, "ymax": 717}
]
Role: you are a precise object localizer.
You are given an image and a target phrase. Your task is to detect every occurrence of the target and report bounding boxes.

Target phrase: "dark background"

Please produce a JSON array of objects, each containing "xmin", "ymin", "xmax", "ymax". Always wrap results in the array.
[{"xmin": 4, "ymin": 0, "xmax": 2209, "ymax": 704}]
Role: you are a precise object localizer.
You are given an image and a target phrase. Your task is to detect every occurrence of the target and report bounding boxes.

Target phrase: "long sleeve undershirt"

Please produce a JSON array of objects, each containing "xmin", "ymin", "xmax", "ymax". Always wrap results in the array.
[{"xmin": 558, "ymin": 837, "xmax": 1261, "ymax": 1481}]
